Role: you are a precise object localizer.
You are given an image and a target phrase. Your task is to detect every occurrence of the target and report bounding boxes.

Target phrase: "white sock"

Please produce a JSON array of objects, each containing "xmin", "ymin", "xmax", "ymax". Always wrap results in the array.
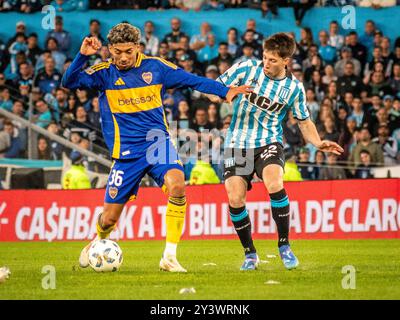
[{"xmin": 163, "ymin": 242, "xmax": 177, "ymax": 258}]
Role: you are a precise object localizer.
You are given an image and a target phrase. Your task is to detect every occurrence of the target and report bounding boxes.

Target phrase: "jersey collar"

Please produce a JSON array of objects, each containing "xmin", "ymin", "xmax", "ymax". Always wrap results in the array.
[{"xmin": 134, "ymin": 52, "xmax": 143, "ymax": 68}]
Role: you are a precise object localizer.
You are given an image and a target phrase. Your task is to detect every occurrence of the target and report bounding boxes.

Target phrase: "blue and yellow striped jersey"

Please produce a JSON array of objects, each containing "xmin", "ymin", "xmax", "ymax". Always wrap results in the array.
[{"xmin": 62, "ymin": 52, "xmax": 229, "ymax": 159}]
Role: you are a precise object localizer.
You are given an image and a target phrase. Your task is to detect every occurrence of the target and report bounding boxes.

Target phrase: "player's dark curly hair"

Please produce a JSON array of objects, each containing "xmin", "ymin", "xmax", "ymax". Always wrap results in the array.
[
  {"xmin": 107, "ymin": 23, "xmax": 141, "ymax": 45},
  {"xmin": 263, "ymin": 33, "xmax": 296, "ymax": 59}
]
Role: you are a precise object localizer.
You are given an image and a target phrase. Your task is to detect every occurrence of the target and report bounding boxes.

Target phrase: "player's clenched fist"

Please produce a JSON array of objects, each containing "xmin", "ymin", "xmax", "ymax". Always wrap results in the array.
[{"xmin": 80, "ymin": 37, "xmax": 102, "ymax": 56}]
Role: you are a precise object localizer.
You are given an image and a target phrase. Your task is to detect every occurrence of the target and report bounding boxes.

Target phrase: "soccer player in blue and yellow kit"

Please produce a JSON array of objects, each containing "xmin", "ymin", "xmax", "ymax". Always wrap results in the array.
[{"xmin": 62, "ymin": 23, "xmax": 251, "ymax": 272}]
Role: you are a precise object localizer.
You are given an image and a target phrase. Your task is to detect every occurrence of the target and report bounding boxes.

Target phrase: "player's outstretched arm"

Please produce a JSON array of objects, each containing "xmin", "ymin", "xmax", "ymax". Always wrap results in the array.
[
  {"xmin": 291, "ymin": 82, "xmax": 343, "ymax": 155},
  {"xmin": 163, "ymin": 65, "xmax": 252, "ymax": 102},
  {"xmin": 298, "ymin": 118, "xmax": 344, "ymax": 155},
  {"xmin": 203, "ymin": 93, "xmax": 223, "ymax": 103},
  {"xmin": 203, "ymin": 85, "xmax": 253, "ymax": 104},
  {"xmin": 225, "ymin": 85, "xmax": 253, "ymax": 103},
  {"xmin": 61, "ymin": 37, "xmax": 103, "ymax": 90}
]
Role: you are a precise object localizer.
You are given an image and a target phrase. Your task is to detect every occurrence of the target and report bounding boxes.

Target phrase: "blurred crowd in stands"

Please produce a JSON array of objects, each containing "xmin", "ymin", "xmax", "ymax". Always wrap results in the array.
[{"xmin": 0, "ymin": 3, "xmax": 399, "ymax": 185}]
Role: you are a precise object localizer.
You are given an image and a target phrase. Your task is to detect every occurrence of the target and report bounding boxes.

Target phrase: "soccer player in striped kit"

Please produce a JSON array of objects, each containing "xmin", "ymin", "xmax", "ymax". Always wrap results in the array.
[{"xmin": 217, "ymin": 33, "xmax": 344, "ymax": 270}]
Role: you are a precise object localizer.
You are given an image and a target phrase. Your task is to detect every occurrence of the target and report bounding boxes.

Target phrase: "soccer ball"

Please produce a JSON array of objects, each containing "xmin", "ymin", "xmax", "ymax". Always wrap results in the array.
[{"xmin": 88, "ymin": 239, "xmax": 123, "ymax": 272}]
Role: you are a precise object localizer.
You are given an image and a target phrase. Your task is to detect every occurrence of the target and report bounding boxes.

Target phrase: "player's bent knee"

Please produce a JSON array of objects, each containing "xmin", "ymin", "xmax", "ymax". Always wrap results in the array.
[
  {"xmin": 229, "ymin": 199, "xmax": 246, "ymax": 208},
  {"xmin": 164, "ymin": 169, "xmax": 185, "ymax": 197},
  {"xmin": 228, "ymin": 194, "xmax": 246, "ymax": 208},
  {"xmin": 265, "ymin": 180, "xmax": 284, "ymax": 194},
  {"xmin": 168, "ymin": 183, "xmax": 185, "ymax": 197}
]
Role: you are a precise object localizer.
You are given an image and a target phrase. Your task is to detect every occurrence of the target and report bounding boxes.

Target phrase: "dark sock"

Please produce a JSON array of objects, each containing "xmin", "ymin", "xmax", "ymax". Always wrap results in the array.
[
  {"xmin": 270, "ymin": 189, "xmax": 290, "ymax": 247},
  {"xmin": 229, "ymin": 205, "xmax": 256, "ymax": 255}
]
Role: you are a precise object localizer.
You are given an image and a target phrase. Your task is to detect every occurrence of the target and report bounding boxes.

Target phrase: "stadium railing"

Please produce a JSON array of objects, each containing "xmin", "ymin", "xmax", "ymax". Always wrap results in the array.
[
  {"xmin": 0, "ymin": 107, "xmax": 111, "ymax": 167},
  {"xmin": 0, "ymin": 107, "xmax": 111, "ymax": 189}
]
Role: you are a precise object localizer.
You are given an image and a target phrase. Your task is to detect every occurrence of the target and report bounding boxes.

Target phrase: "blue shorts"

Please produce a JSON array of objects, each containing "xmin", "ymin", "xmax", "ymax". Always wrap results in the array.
[{"xmin": 105, "ymin": 139, "xmax": 183, "ymax": 204}]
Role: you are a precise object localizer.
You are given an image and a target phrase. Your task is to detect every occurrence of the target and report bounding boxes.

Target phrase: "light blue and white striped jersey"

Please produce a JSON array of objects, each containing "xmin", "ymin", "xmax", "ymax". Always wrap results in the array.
[{"xmin": 217, "ymin": 59, "xmax": 309, "ymax": 149}]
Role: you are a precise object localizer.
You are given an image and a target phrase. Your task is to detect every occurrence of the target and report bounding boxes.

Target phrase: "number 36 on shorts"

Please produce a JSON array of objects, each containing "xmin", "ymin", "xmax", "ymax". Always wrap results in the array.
[{"xmin": 109, "ymin": 169, "xmax": 124, "ymax": 187}]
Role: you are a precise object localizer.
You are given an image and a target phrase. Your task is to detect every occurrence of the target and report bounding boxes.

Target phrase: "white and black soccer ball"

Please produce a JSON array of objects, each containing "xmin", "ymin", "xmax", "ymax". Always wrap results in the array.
[{"xmin": 88, "ymin": 239, "xmax": 123, "ymax": 272}]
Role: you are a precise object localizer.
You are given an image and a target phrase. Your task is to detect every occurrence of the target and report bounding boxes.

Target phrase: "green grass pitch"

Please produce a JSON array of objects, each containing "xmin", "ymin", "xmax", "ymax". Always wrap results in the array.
[{"xmin": 0, "ymin": 239, "xmax": 399, "ymax": 300}]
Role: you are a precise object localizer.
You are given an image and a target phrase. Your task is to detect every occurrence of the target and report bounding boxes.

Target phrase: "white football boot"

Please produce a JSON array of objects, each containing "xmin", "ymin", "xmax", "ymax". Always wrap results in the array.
[
  {"xmin": 159, "ymin": 254, "xmax": 187, "ymax": 273},
  {"xmin": 79, "ymin": 236, "xmax": 99, "ymax": 268}
]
